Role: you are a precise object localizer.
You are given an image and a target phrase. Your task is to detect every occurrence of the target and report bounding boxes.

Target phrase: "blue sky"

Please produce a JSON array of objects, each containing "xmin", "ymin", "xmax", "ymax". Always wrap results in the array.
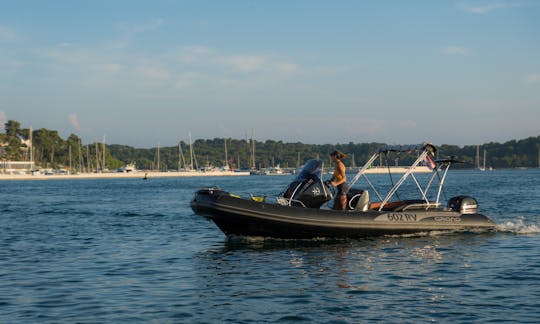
[{"xmin": 1, "ymin": 0, "xmax": 539, "ymax": 147}]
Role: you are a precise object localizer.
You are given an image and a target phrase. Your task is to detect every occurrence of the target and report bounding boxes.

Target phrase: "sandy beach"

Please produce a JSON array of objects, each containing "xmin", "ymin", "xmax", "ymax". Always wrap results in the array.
[{"xmin": 0, "ymin": 170, "xmax": 251, "ymax": 181}]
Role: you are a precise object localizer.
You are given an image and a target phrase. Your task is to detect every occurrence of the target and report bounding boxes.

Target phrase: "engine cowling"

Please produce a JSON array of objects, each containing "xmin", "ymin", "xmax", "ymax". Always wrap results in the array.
[{"xmin": 448, "ymin": 196, "xmax": 478, "ymax": 214}]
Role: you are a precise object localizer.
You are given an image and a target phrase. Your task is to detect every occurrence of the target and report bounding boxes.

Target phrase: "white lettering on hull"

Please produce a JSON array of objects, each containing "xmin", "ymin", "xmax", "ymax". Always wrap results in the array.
[{"xmin": 387, "ymin": 213, "xmax": 417, "ymax": 222}]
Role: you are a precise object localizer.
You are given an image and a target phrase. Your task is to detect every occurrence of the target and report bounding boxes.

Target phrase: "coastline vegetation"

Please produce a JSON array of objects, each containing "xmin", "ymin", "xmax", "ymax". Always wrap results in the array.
[{"xmin": 1, "ymin": 119, "xmax": 539, "ymax": 171}]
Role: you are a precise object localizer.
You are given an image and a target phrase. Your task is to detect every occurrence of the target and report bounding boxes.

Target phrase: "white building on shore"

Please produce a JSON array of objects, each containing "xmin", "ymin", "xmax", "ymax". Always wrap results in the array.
[
  {"xmin": 1, "ymin": 125, "xmax": 35, "ymax": 174},
  {"xmin": 0, "ymin": 161, "xmax": 36, "ymax": 174}
]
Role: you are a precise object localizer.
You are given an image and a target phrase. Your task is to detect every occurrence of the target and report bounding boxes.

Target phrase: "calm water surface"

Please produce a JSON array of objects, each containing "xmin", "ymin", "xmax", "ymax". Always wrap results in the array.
[{"xmin": 1, "ymin": 170, "xmax": 539, "ymax": 322}]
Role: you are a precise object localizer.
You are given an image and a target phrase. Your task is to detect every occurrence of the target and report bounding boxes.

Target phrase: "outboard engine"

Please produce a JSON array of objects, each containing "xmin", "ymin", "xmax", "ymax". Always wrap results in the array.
[
  {"xmin": 448, "ymin": 196, "xmax": 478, "ymax": 214},
  {"xmin": 283, "ymin": 159, "xmax": 332, "ymax": 208}
]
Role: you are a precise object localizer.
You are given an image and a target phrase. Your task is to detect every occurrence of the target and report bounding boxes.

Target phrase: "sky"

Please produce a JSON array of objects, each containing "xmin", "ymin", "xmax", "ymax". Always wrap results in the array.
[{"xmin": 0, "ymin": 0, "xmax": 539, "ymax": 148}]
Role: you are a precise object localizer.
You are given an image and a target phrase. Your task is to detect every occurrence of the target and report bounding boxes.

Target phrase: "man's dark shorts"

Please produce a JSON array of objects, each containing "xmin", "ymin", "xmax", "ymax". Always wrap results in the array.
[{"xmin": 337, "ymin": 183, "xmax": 349, "ymax": 196}]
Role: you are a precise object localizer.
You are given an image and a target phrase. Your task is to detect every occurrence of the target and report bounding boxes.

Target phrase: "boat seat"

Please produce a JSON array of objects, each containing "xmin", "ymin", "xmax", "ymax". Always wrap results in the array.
[{"xmin": 349, "ymin": 190, "xmax": 370, "ymax": 211}]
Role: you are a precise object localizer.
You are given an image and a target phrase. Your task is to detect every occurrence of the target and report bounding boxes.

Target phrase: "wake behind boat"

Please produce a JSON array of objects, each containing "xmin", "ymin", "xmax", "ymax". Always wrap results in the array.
[{"xmin": 191, "ymin": 142, "xmax": 496, "ymax": 239}]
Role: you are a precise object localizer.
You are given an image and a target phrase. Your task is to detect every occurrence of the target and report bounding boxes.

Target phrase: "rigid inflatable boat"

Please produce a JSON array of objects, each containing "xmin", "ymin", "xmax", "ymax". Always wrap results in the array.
[{"xmin": 191, "ymin": 143, "xmax": 496, "ymax": 239}]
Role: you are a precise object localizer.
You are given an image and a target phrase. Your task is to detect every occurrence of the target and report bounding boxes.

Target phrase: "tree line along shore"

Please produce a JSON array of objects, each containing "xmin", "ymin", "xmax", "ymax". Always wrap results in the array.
[{"xmin": 1, "ymin": 120, "xmax": 540, "ymax": 173}]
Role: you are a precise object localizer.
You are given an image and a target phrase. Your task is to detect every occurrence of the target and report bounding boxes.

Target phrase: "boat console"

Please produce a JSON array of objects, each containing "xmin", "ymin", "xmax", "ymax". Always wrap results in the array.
[{"xmin": 281, "ymin": 159, "xmax": 332, "ymax": 208}]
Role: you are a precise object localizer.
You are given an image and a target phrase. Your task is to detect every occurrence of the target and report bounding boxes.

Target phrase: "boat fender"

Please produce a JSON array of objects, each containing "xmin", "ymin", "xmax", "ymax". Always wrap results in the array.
[{"xmin": 250, "ymin": 195, "xmax": 265, "ymax": 202}]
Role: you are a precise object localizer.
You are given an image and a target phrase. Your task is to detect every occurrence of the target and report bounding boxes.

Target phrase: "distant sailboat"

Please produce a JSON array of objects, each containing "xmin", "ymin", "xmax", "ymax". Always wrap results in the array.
[
  {"xmin": 477, "ymin": 145, "xmax": 486, "ymax": 171},
  {"xmin": 481, "ymin": 149, "xmax": 486, "ymax": 171},
  {"xmin": 485, "ymin": 149, "xmax": 494, "ymax": 171},
  {"xmin": 223, "ymin": 138, "xmax": 233, "ymax": 171},
  {"xmin": 153, "ymin": 142, "xmax": 161, "ymax": 171},
  {"xmin": 538, "ymin": 144, "xmax": 540, "ymax": 168},
  {"xmin": 188, "ymin": 132, "xmax": 199, "ymax": 170},
  {"xmin": 178, "ymin": 142, "xmax": 186, "ymax": 171}
]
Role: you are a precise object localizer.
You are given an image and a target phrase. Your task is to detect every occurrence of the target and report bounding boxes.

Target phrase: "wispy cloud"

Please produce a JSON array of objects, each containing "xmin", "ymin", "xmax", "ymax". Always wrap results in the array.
[
  {"xmin": 1, "ymin": 59, "xmax": 25, "ymax": 76},
  {"xmin": 175, "ymin": 72, "xmax": 204, "ymax": 89},
  {"xmin": 0, "ymin": 111, "xmax": 6, "ymax": 131},
  {"xmin": 441, "ymin": 46, "xmax": 468, "ymax": 55},
  {"xmin": 525, "ymin": 73, "xmax": 540, "ymax": 84},
  {"xmin": 217, "ymin": 55, "xmax": 268, "ymax": 72},
  {"xmin": 215, "ymin": 55, "xmax": 300, "ymax": 75},
  {"xmin": 0, "ymin": 25, "xmax": 17, "ymax": 42},
  {"xmin": 114, "ymin": 18, "xmax": 165, "ymax": 49},
  {"xmin": 276, "ymin": 62, "xmax": 299, "ymax": 75},
  {"xmin": 176, "ymin": 46, "xmax": 213, "ymax": 64},
  {"xmin": 129, "ymin": 18, "xmax": 164, "ymax": 34},
  {"xmin": 99, "ymin": 63, "xmax": 124, "ymax": 75},
  {"xmin": 137, "ymin": 66, "xmax": 170, "ymax": 80},
  {"xmin": 458, "ymin": 2, "xmax": 527, "ymax": 14},
  {"xmin": 40, "ymin": 43, "xmax": 97, "ymax": 63},
  {"xmin": 69, "ymin": 113, "xmax": 81, "ymax": 131},
  {"xmin": 36, "ymin": 33, "xmax": 300, "ymax": 94}
]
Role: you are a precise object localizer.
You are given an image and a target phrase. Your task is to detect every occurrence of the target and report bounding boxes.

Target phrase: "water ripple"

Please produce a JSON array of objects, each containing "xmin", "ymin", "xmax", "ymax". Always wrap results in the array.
[{"xmin": 1, "ymin": 172, "xmax": 540, "ymax": 322}]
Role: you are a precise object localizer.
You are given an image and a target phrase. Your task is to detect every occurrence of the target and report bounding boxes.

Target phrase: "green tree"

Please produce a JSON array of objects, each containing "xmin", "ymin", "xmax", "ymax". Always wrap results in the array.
[
  {"xmin": 4, "ymin": 120, "xmax": 21, "ymax": 138},
  {"xmin": 3, "ymin": 120, "xmax": 22, "ymax": 160},
  {"xmin": 33, "ymin": 128, "xmax": 64, "ymax": 167}
]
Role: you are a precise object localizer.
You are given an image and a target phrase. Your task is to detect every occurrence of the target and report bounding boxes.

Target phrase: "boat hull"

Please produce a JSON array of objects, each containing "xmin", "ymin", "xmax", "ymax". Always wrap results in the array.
[{"xmin": 191, "ymin": 188, "xmax": 496, "ymax": 239}]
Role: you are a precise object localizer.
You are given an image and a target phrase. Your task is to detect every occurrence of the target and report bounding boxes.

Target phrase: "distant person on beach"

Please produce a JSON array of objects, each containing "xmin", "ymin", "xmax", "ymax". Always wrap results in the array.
[{"xmin": 329, "ymin": 150, "xmax": 348, "ymax": 210}]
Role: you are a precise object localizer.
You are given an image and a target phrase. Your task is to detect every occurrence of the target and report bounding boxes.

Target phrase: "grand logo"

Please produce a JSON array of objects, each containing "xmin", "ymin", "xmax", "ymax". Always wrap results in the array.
[
  {"xmin": 434, "ymin": 216, "xmax": 462, "ymax": 222},
  {"xmin": 312, "ymin": 187, "xmax": 321, "ymax": 196}
]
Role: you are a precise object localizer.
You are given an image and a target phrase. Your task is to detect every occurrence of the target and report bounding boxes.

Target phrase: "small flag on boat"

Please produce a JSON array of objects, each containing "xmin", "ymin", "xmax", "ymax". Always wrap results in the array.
[{"xmin": 423, "ymin": 154, "xmax": 436, "ymax": 170}]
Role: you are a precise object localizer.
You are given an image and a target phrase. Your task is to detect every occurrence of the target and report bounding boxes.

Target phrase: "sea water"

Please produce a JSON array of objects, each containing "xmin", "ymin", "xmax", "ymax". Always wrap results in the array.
[{"xmin": 1, "ymin": 170, "xmax": 539, "ymax": 322}]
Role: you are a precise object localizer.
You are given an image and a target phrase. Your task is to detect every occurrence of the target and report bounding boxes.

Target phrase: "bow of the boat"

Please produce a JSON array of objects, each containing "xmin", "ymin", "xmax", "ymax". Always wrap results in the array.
[{"xmin": 190, "ymin": 187, "xmax": 227, "ymax": 219}]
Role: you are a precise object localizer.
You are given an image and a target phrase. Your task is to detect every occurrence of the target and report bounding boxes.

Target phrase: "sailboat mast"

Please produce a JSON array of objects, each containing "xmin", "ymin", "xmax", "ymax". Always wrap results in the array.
[
  {"xmin": 158, "ymin": 143, "xmax": 161, "ymax": 171},
  {"xmin": 78, "ymin": 139, "xmax": 84, "ymax": 173},
  {"xmin": 189, "ymin": 132, "xmax": 194, "ymax": 170},
  {"xmin": 69, "ymin": 145, "xmax": 72, "ymax": 174},
  {"xmin": 245, "ymin": 132, "xmax": 251, "ymax": 170},
  {"xmin": 179, "ymin": 142, "xmax": 187, "ymax": 170},
  {"xmin": 102, "ymin": 135, "xmax": 106, "ymax": 170},
  {"xmin": 95, "ymin": 142, "xmax": 99, "ymax": 171},
  {"xmin": 86, "ymin": 145, "xmax": 90, "ymax": 172},
  {"xmin": 29, "ymin": 126, "xmax": 33, "ymax": 167},
  {"xmin": 538, "ymin": 144, "xmax": 540, "ymax": 168},
  {"xmin": 224, "ymin": 138, "xmax": 228, "ymax": 168},
  {"xmin": 251, "ymin": 129, "xmax": 255, "ymax": 169},
  {"xmin": 476, "ymin": 145, "xmax": 480, "ymax": 169}
]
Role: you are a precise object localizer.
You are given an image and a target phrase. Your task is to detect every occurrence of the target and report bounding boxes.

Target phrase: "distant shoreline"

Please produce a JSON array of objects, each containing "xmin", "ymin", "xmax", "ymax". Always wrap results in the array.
[{"xmin": 0, "ymin": 170, "xmax": 250, "ymax": 181}]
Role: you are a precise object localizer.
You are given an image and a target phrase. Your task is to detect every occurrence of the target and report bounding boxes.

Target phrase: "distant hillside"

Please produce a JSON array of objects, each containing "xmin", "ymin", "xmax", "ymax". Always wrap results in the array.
[
  {"xmin": 2, "ymin": 119, "xmax": 539, "ymax": 171},
  {"xmin": 107, "ymin": 136, "xmax": 540, "ymax": 171}
]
